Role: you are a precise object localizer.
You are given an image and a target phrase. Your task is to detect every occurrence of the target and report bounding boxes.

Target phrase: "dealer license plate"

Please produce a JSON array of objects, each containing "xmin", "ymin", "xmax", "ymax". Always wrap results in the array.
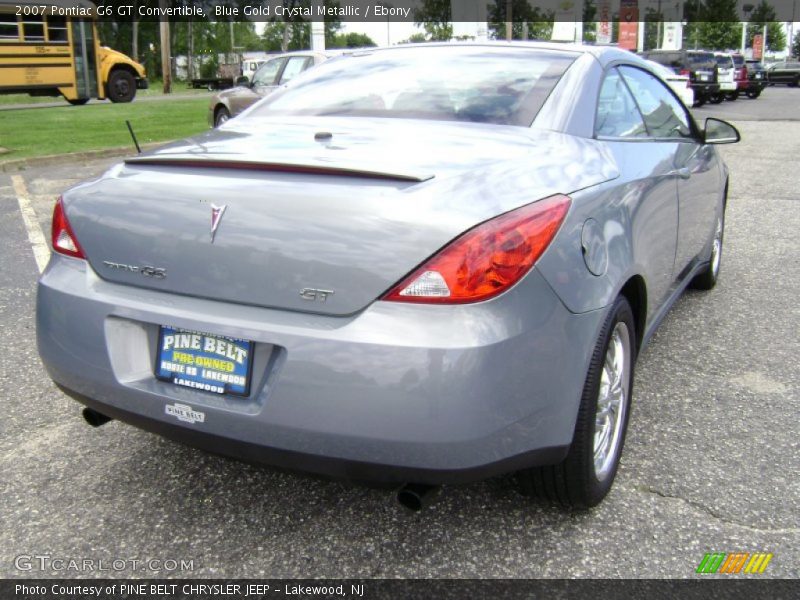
[{"xmin": 155, "ymin": 326, "xmax": 253, "ymax": 397}]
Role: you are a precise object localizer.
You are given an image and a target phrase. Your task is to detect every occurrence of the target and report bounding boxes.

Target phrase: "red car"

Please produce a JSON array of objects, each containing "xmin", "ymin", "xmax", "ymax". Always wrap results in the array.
[{"xmin": 732, "ymin": 54, "xmax": 749, "ymax": 94}]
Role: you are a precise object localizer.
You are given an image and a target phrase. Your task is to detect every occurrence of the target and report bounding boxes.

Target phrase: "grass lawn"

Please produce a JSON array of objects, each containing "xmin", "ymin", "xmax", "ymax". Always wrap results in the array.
[{"xmin": 0, "ymin": 96, "xmax": 209, "ymax": 161}]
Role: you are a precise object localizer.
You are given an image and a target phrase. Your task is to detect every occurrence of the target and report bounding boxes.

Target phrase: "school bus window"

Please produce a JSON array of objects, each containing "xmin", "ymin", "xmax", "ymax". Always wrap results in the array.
[
  {"xmin": 0, "ymin": 15, "xmax": 19, "ymax": 40},
  {"xmin": 21, "ymin": 16, "xmax": 45, "ymax": 41},
  {"xmin": 46, "ymin": 16, "xmax": 68, "ymax": 42}
]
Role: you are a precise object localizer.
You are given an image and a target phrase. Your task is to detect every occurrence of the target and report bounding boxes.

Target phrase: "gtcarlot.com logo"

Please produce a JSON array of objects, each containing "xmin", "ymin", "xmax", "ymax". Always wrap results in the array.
[{"xmin": 14, "ymin": 554, "xmax": 195, "ymax": 573}]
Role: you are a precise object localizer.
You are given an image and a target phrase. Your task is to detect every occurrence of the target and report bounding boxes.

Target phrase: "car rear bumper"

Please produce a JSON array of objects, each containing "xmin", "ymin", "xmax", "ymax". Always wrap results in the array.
[
  {"xmin": 691, "ymin": 82, "xmax": 720, "ymax": 97},
  {"xmin": 37, "ymin": 256, "xmax": 603, "ymax": 484}
]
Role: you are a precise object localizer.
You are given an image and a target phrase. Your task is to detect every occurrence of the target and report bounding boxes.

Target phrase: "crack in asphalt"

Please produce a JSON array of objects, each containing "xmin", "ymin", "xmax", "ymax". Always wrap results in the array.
[{"xmin": 632, "ymin": 484, "xmax": 800, "ymax": 535}]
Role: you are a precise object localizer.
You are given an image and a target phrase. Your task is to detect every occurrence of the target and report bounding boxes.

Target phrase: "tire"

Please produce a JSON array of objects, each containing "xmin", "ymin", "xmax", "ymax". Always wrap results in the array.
[
  {"xmin": 693, "ymin": 97, "xmax": 706, "ymax": 108},
  {"xmin": 106, "ymin": 69, "xmax": 136, "ymax": 103},
  {"xmin": 67, "ymin": 98, "xmax": 89, "ymax": 106},
  {"xmin": 791, "ymin": 76, "xmax": 800, "ymax": 88},
  {"xmin": 709, "ymin": 94, "xmax": 724, "ymax": 104},
  {"xmin": 725, "ymin": 92, "xmax": 738, "ymax": 101},
  {"xmin": 690, "ymin": 209, "xmax": 725, "ymax": 291},
  {"xmin": 518, "ymin": 296, "xmax": 636, "ymax": 509},
  {"xmin": 214, "ymin": 106, "xmax": 231, "ymax": 127},
  {"xmin": 746, "ymin": 90, "xmax": 761, "ymax": 99}
]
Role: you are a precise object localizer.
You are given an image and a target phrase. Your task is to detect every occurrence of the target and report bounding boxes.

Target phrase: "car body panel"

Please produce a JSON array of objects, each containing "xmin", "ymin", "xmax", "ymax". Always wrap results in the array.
[{"xmin": 69, "ymin": 118, "xmax": 618, "ymax": 317}]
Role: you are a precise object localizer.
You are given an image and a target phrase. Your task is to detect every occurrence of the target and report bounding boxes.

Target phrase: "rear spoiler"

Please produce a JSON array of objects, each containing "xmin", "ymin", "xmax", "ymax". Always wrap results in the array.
[{"xmin": 125, "ymin": 156, "xmax": 434, "ymax": 183}]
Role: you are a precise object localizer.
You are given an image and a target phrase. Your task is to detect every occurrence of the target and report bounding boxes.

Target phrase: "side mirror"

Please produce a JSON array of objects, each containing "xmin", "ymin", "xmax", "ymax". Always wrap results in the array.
[
  {"xmin": 235, "ymin": 75, "xmax": 250, "ymax": 87},
  {"xmin": 704, "ymin": 118, "xmax": 740, "ymax": 145}
]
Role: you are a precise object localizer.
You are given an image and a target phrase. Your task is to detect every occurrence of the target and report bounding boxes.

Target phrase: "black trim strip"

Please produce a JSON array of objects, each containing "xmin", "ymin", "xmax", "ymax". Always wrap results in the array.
[
  {"xmin": 0, "ymin": 62, "xmax": 70, "ymax": 68},
  {"xmin": 0, "ymin": 82, "xmax": 73, "ymax": 90},
  {"xmin": 0, "ymin": 40, "xmax": 68, "ymax": 45},
  {"xmin": 0, "ymin": 52, "xmax": 71, "ymax": 58}
]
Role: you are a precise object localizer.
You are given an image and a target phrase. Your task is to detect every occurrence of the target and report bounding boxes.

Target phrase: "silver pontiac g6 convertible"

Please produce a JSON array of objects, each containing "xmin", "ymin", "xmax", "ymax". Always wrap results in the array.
[{"xmin": 37, "ymin": 43, "xmax": 739, "ymax": 509}]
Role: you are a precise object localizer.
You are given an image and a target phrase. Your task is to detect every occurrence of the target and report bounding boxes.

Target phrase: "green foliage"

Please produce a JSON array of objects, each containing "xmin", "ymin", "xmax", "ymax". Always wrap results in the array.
[
  {"xmin": 486, "ymin": 0, "xmax": 554, "ymax": 40},
  {"xmin": 260, "ymin": 0, "xmax": 344, "ymax": 51},
  {"xmin": 413, "ymin": 0, "xmax": 453, "ymax": 41},
  {"xmin": 745, "ymin": 1, "xmax": 786, "ymax": 52},
  {"xmin": 328, "ymin": 32, "xmax": 377, "ymax": 48},
  {"xmin": 793, "ymin": 31, "xmax": 800, "ymax": 58},
  {"xmin": 401, "ymin": 33, "xmax": 429, "ymax": 44}
]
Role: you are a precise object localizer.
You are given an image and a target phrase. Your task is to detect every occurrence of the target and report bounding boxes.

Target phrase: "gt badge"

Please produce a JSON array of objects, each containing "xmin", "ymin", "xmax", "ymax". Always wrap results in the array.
[{"xmin": 210, "ymin": 204, "xmax": 227, "ymax": 243}]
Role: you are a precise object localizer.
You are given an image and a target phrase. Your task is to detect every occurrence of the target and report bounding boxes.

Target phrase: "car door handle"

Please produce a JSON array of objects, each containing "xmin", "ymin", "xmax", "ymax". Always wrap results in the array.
[{"xmin": 672, "ymin": 167, "xmax": 691, "ymax": 179}]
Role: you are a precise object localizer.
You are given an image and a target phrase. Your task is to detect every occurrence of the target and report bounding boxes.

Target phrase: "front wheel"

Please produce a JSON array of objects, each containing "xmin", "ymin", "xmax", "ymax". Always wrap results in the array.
[
  {"xmin": 709, "ymin": 94, "xmax": 725, "ymax": 104},
  {"xmin": 107, "ymin": 69, "xmax": 136, "ymax": 103},
  {"xmin": 725, "ymin": 92, "xmax": 738, "ymax": 101},
  {"xmin": 519, "ymin": 296, "xmax": 635, "ymax": 509},
  {"xmin": 746, "ymin": 90, "xmax": 761, "ymax": 99},
  {"xmin": 214, "ymin": 106, "xmax": 231, "ymax": 127}
]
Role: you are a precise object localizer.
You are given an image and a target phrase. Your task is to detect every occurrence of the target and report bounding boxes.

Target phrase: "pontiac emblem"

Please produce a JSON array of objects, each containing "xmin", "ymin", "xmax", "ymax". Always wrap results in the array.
[{"xmin": 210, "ymin": 204, "xmax": 227, "ymax": 243}]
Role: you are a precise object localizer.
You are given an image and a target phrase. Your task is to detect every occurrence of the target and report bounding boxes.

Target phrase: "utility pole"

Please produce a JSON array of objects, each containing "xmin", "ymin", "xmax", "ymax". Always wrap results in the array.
[
  {"xmin": 505, "ymin": 0, "xmax": 512, "ymax": 41},
  {"xmin": 159, "ymin": 0, "xmax": 171, "ymax": 93}
]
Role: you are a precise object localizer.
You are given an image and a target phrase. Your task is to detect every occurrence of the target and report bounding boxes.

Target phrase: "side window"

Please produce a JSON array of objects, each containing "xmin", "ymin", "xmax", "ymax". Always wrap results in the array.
[
  {"xmin": 252, "ymin": 58, "xmax": 285, "ymax": 87},
  {"xmin": 595, "ymin": 68, "xmax": 648, "ymax": 139},
  {"xmin": 279, "ymin": 57, "xmax": 311, "ymax": 84},
  {"xmin": 619, "ymin": 65, "xmax": 693, "ymax": 140}
]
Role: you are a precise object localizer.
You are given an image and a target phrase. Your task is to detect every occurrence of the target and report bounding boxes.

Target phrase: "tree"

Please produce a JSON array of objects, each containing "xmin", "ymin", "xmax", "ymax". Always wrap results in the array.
[
  {"xmin": 413, "ymin": 0, "xmax": 452, "ymax": 41},
  {"xmin": 683, "ymin": 0, "xmax": 740, "ymax": 51},
  {"xmin": 328, "ymin": 32, "xmax": 377, "ymax": 48},
  {"xmin": 261, "ymin": 0, "xmax": 344, "ymax": 51},
  {"xmin": 401, "ymin": 33, "xmax": 429, "ymax": 44},
  {"xmin": 746, "ymin": 1, "xmax": 786, "ymax": 52},
  {"xmin": 486, "ymin": 0, "xmax": 553, "ymax": 40},
  {"xmin": 794, "ymin": 31, "xmax": 800, "ymax": 58}
]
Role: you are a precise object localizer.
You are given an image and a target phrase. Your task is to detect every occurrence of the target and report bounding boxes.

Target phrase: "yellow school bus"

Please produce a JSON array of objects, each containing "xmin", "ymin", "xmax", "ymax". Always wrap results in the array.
[{"xmin": 0, "ymin": 0, "xmax": 147, "ymax": 104}]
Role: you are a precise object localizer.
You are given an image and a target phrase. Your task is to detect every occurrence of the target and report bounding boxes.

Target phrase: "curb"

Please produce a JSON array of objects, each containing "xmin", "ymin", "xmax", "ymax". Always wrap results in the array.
[{"xmin": 0, "ymin": 142, "xmax": 163, "ymax": 173}]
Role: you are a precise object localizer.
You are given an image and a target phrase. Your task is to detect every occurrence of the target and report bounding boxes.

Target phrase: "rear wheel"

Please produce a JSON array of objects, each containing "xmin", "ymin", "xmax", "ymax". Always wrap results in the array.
[
  {"xmin": 725, "ymin": 91, "xmax": 738, "ymax": 101},
  {"xmin": 693, "ymin": 96, "xmax": 706, "ymax": 108},
  {"xmin": 519, "ymin": 296, "xmax": 635, "ymax": 509},
  {"xmin": 709, "ymin": 94, "xmax": 724, "ymax": 104},
  {"xmin": 791, "ymin": 76, "xmax": 800, "ymax": 88},
  {"xmin": 746, "ymin": 90, "xmax": 761, "ymax": 99},
  {"xmin": 107, "ymin": 69, "xmax": 136, "ymax": 103},
  {"xmin": 691, "ymin": 211, "xmax": 724, "ymax": 291}
]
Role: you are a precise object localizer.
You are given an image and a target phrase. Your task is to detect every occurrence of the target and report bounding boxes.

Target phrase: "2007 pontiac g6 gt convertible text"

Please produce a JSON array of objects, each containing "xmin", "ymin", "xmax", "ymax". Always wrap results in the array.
[{"xmin": 37, "ymin": 43, "xmax": 739, "ymax": 509}]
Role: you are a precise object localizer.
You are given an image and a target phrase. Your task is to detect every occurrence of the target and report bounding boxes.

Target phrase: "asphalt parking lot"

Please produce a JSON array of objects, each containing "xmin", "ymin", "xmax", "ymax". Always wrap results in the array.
[{"xmin": 0, "ymin": 87, "xmax": 798, "ymax": 579}]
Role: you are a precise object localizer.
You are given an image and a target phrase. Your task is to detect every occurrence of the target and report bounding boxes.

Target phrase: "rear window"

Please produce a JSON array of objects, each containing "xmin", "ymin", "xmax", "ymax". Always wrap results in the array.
[
  {"xmin": 715, "ymin": 55, "xmax": 734, "ymax": 68},
  {"xmin": 249, "ymin": 46, "xmax": 577, "ymax": 127},
  {"xmin": 732, "ymin": 55, "xmax": 744, "ymax": 67},
  {"xmin": 688, "ymin": 53, "xmax": 715, "ymax": 70}
]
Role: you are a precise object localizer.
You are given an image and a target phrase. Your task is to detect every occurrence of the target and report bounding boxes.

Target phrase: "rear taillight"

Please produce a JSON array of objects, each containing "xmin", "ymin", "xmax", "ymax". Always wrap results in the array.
[
  {"xmin": 383, "ymin": 194, "xmax": 571, "ymax": 304},
  {"xmin": 680, "ymin": 69, "xmax": 691, "ymax": 77},
  {"xmin": 51, "ymin": 196, "xmax": 85, "ymax": 259}
]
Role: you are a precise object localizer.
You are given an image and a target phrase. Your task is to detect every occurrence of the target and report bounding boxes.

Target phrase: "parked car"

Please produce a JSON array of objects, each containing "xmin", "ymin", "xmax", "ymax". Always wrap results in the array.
[
  {"xmin": 640, "ymin": 49, "xmax": 719, "ymax": 106},
  {"xmin": 713, "ymin": 53, "xmax": 738, "ymax": 101},
  {"xmin": 732, "ymin": 53, "xmax": 749, "ymax": 95},
  {"xmin": 39, "ymin": 43, "xmax": 738, "ymax": 510},
  {"xmin": 766, "ymin": 60, "xmax": 800, "ymax": 86},
  {"xmin": 744, "ymin": 59, "xmax": 768, "ymax": 98},
  {"xmin": 208, "ymin": 51, "xmax": 330, "ymax": 127},
  {"xmin": 646, "ymin": 59, "xmax": 694, "ymax": 107}
]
